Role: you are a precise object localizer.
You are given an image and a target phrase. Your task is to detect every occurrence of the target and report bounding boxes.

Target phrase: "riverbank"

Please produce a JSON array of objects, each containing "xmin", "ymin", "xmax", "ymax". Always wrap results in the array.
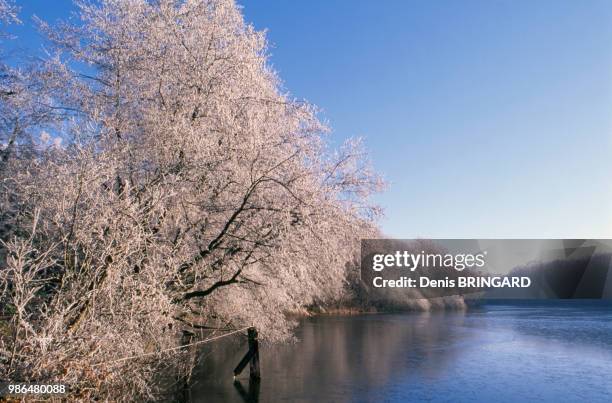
[{"xmin": 298, "ymin": 294, "xmax": 469, "ymax": 317}]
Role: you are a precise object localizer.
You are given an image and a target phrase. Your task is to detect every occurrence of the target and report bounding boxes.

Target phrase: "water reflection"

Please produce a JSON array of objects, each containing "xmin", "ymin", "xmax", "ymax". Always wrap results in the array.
[
  {"xmin": 187, "ymin": 302, "xmax": 612, "ymax": 403},
  {"xmin": 232, "ymin": 378, "xmax": 260, "ymax": 403},
  {"xmin": 188, "ymin": 311, "xmax": 472, "ymax": 402}
]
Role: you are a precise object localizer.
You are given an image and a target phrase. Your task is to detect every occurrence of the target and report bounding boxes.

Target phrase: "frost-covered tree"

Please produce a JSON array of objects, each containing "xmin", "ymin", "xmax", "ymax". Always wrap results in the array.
[
  {"xmin": 0, "ymin": 0, "xmax": 67, "ymax": 173},
  {"xmin": 0, "ymin": 0, "xmax": 383, "ymax": 399}
]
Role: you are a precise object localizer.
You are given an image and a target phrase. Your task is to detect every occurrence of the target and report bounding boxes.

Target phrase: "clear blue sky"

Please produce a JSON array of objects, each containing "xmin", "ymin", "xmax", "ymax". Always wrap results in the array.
[{"xmin": 8, "ymin": 0, "xmax": 612, "ymax": 238}]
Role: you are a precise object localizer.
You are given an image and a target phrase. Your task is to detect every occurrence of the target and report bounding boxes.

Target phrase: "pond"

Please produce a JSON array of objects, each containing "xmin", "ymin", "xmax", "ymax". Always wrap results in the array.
[{"xmin": 188, "ymin": 300, "xmax": 612, "ymax": 403}]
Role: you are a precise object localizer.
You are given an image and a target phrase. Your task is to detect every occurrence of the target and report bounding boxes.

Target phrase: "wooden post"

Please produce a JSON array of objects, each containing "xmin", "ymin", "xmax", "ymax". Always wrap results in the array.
[
  {"xmin": 233, "ymin": 327, "xmax": 261, "ymax": 380},
  {"xmin": 247, "ymin": 327, "xmax": 260, "ymax": 380}
]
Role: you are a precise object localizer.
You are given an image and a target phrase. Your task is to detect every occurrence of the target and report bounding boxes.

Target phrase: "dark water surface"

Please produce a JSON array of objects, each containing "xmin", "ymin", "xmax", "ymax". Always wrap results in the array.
[{"xmin": 188, "ymin": 301, "xmax": 612, "ymax": 403}]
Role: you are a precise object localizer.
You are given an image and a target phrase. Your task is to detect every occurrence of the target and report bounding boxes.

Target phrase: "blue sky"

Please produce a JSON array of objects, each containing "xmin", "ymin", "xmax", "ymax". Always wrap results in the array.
[{"xmin": 8, "ymin": 0, "xmax": 612, "ymax": 238}]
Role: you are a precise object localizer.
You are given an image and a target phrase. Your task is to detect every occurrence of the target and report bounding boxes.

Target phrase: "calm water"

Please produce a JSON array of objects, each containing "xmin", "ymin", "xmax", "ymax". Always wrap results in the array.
[{"xmin": 188, "ymin": 301, "xmax": 612, "ymax": 403}]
